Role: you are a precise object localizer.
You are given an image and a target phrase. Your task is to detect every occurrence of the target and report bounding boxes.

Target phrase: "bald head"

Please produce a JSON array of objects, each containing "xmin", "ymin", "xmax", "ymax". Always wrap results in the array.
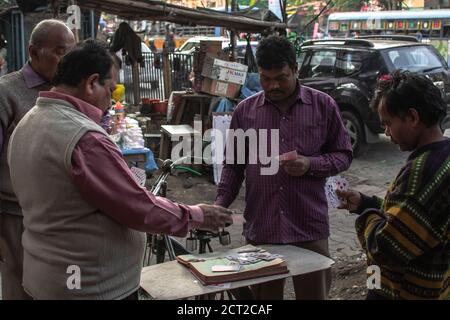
[
  {"xmin": 28, "ymin": 19, "xmax": 76, "ymax": 82},
  {"xmin": 30, "ymin": 19, "xmax": 73, "ymax": 47}
]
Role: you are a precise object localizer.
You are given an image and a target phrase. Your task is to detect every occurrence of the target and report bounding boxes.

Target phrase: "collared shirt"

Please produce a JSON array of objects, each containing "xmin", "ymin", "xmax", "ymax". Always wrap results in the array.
[
  {"xmin": 215, "ymin": 85, "xmax": 353, "ymax": 243},
  {"xmin": 0, "ymin": 62, "xmax": 47, "ymax": 153},
  {"xmin": 22, "ymin": 62, "xmax": 47, "ymax": 89},
  {"xmin": 38, "ymin": 91, "xmax": 204, "ymax": 235}
]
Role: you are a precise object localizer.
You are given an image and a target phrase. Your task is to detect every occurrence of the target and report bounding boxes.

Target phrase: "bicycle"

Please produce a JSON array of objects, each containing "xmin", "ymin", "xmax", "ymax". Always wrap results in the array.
[
  {"xmin": 141, "ymin": 156, "xmax": 253, "ymax": 300},
  {"xmin": 142, "ymin": 156, "xmax": 232, "ymax": 266}
]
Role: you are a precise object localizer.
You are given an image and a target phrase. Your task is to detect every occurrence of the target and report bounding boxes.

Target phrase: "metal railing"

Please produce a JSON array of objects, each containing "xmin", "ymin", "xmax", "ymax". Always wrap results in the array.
[
  {"xmin": 123, "ymin": 52, "xmax": 194, "ymax": 104},
  {"xmin": 168, "ymin": 52, "xmax": 194, "ymax": 93}
]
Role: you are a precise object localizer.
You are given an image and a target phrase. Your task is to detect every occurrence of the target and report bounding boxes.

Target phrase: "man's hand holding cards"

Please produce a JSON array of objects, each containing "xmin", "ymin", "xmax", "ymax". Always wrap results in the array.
[
  {"xmin": 277, "ymin": 150, "xmax": 298, "ymax": 162},
  {"xmin": 278, "ymin": 150, "xmax": 311, "ymax": 177}
]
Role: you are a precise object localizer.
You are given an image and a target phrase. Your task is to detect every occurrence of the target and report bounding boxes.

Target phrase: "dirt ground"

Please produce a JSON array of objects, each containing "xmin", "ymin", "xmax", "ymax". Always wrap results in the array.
[
  {"xmin": 144, "ymin": 131, "xmax": 449, "ymax": 300},
  {"xmin": 1, "ymin": 132, "xmax": 447, "ymax": 300},
  {"xmin": 151, "ymin": 171, "xmax": 369, "ymax": 300}
]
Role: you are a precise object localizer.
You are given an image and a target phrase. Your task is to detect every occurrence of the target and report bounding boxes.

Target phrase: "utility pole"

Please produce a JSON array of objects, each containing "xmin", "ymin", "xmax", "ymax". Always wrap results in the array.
[{"xmin": 229, "ymin": 0, "xmax": 237, "ymax": 61}]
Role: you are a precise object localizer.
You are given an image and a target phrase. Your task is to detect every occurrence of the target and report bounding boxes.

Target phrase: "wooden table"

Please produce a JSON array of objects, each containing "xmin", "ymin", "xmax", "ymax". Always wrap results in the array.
[{"xmin": 140, "ymin": 244, "xmax": 334, "ymax": 300}]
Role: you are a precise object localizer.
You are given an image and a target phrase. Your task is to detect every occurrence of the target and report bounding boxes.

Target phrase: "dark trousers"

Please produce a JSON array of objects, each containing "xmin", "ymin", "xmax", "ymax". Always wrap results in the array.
[
  {"xmin": 0, "ymin": 213, "xmax": 31, "ymax": 299},
  {"xmin": 247, "ymin": 238, "xmax": 332, "ymax": 300},
  {"xmin": 122, "ymin": 290, "xmax": 139, "ymax": 300},
  {"xmin": 366, "ymin": 290, "xmax": 388, "ymax": 300}
]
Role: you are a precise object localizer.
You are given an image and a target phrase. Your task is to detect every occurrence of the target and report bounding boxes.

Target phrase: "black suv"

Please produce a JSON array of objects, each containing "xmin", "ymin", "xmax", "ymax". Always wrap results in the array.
[{"xmin": 297, "ymin": 36, "xmax": 450, "ymax": 156}]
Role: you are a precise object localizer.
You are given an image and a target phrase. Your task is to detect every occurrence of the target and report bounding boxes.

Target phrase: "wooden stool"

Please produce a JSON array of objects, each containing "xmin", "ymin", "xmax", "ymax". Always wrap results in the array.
[{"xmin": 159, "ymin": 124, "xmax": 202, "ymax": 160}]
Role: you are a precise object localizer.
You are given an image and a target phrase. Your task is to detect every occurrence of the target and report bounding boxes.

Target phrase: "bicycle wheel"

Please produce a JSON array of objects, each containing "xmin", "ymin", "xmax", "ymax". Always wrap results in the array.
[
  {"xmin": 156, "ymin": 236, "xmax": 191, "ymax": 263},
  {"xmin": 170, "ymin": 236, "xmax": 191, "ymax": 256}
]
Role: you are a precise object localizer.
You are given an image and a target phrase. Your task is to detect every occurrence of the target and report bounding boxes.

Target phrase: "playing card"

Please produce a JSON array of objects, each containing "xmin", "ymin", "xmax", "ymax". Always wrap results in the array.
[
  {"xmin": 211, "ymin": 264, "xmax": 241, "ymax": 272},
  {"xmin": 276, "ymin": 150, "xmax": 298, "ymax": 161},
  {"xmin": 334, "ymin": 176, "xmax": 349, "ymax": 191},
  {"xmin": 325, "ymin": 176, "xmax": 348, "ymax": 208},
  {"xmin": 255, "ymin": 252, "xmax": 283, "ymax": 261},
  {"xmin": 226, "ymin": 253, "xmax": 266, "ymax": 265}
]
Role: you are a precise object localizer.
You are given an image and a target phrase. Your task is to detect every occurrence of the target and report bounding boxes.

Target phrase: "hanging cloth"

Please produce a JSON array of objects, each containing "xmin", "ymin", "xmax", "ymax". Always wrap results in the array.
[
  {"xmin": 244, "ymin": 34, "xmax": 258, "ymax": 73},
  {"xmin": 110, "ymin": 22, "xmax": 143, "ymax": 66}
]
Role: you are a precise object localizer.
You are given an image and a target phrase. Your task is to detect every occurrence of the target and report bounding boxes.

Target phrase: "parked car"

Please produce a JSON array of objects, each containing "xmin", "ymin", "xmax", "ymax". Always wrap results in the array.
[
  {"xmin": 222, "ymin": 43, "xmax": 257, "ymax": 64},
  {"xmin": 176, "ymin": 36, "xmax": 258, "ymax": 59},
  {"xmin": 297, "ymin": 35, "xmax": 450, "ymax": 156},
  {"xmin": 176, "ymin": 36, "xmax": 230, "ymax": 54}
]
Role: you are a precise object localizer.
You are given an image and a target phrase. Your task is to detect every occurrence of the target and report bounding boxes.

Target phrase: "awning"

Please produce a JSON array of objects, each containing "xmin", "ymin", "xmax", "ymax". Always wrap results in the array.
[{"xmin": 76, "ymin": 0, "xmax": 294, "ymax": 33}]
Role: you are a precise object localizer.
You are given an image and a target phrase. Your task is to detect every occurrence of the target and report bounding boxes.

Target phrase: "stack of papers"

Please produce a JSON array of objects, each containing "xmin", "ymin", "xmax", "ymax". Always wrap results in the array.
[{"xmin": 176, "ymin": 245, "xmax": 289, "ymax": 285}]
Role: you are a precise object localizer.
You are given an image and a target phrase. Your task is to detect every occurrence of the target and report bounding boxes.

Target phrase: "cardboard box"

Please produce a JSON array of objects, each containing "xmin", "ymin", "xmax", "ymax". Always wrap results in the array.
[
  {"xmin": 193, "ymin": 41, "xmax": 224, "ymax": 92},
  {"xmin": 200, "ymin": 54, "xmax": 248, "ymax": 98},
  {"xmin": 201, "ymin": 55, "xmax": 248, "ymax": 85},
  {"xmin": 201, "ymin": 78, "xmax": 242, "ymax": 99}
]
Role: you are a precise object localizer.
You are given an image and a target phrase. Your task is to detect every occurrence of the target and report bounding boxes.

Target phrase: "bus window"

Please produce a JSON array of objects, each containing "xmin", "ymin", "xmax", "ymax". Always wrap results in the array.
[
  {"xmin": 327, "ymin": 10, "xmax": 450, "ymax": 40},
  {"xmin": 444, "ymin": 26, "xmax": 450, "ymax": 37}
]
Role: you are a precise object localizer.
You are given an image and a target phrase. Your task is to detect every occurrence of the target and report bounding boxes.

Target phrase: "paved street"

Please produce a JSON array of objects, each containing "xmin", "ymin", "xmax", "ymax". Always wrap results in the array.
[{"xmin": 163, "ymin": 131, "xmax": 449, "ymax": 299}]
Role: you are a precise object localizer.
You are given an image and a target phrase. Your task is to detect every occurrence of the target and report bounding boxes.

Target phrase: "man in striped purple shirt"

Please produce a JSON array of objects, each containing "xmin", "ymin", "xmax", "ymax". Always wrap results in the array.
[{"xmin": 215, "ymin": 36, "xmax": 353, "ymax": 299}]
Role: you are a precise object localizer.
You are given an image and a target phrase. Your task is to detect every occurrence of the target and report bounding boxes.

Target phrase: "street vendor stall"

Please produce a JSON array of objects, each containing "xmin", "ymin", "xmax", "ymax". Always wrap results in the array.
[
  {"xmin": 76, "ymin": 0, "xmax": 293, "ymax": 105},
  {"xmin": 74, "ymin": 0, "xmax": 293, "ymax": 173}
]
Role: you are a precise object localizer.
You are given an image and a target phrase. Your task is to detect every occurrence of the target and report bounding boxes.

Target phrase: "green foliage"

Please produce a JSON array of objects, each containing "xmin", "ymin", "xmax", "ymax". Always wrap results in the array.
[
  {"xmin": 0, "ymin": 0, "xmax": 15, "ymax": 6},
  {"xmin": 378, "ymin": 0, "xmax": 405, "ymax": 10},
  {"xmin": 287, "ymin": 0, "xmax": 305, "ymax": 5},
  {"xmin": 332, "ymin": 0, "xmax": 363, "ymax": 11},
  {"xmin": 237, "ymin": 0, "xmax": 268, "ymax": 8}
]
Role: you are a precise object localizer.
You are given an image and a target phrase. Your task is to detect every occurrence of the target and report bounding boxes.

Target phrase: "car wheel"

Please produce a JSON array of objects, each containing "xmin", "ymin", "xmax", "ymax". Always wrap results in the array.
[{"xmin": 341, "ymin": 110, "xmax": 367, "ymax": 157}]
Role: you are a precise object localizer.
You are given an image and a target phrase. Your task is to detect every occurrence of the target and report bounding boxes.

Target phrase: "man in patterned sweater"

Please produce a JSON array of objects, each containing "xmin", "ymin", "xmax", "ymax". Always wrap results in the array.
[{"xmin": 338, "ymin": 70, "xmax": 449, "ymax": 300}]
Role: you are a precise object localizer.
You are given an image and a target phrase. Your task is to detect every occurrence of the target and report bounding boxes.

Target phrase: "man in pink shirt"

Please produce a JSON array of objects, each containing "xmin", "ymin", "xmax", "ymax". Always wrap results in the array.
[{"xmin": 7, "ymin": 40, "xmax": 233, "ymax": 299}]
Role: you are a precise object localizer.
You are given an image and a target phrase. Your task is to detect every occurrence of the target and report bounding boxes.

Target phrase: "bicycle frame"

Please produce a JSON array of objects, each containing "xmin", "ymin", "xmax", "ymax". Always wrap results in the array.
[
  {"xmin": 142, "ymin": 157, "xmax": 253, "ymax": 300},
  {"xmin": 143, "ymin": 156, "xmax": 229, "ymax": 266}
]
